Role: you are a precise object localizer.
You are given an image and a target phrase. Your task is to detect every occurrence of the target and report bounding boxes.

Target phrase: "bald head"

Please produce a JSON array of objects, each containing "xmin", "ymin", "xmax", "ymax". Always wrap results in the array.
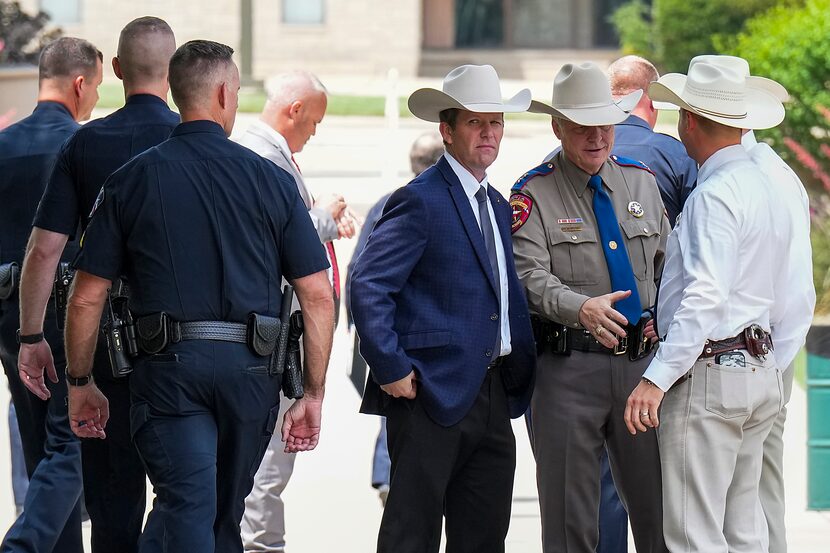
[
  {"xmin": 607, "ymin": 55, "xmax": 659, "ymax": 97},
  {"xmin": 409, "ymin": 132, "xmax": 444, "ymax": 176},
  {"xmin": 262, "ymin": 71, "xmax": 328, "ymax": 153},
  {"xmin": 116, "ymin": 17, "xmax": 175, "ymax": 88},
  {"xmin": 265, "ymin": 71, "xmax": 328, "ymax": 109}
]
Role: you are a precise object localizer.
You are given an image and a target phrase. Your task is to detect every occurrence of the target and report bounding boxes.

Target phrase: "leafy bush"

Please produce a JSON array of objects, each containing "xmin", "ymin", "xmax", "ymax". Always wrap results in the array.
[
  {"xmin": 611, "ymin": 0, "xmax": 782, "ymax": 72},
  {"xmin": 0, "ymin": 1, "xmax": 60, "ymax": 65},
  {"xmin": 726, "ymin": 0, "xmax": 830, "ymax": 181},
  {"xmin": 609, "ymin": 0, "xmax": 653, "ymax": 58},
  {"xmin": 726, "ymin": 0, "xmax": 830, "ymax": 311}
]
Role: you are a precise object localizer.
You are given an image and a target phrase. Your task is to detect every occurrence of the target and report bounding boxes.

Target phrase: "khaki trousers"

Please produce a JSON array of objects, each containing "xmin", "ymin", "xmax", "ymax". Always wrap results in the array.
[
  {"xmin": 760, "ymin": 362, "xmax": 794, "ymax": 553},
  {"xmin": 241, "ymin": 392, "xmax": 296, "ymax": 553},
  {"xmin": 659, "ymin": 352, "xmax": 783, "ymax": 553}
]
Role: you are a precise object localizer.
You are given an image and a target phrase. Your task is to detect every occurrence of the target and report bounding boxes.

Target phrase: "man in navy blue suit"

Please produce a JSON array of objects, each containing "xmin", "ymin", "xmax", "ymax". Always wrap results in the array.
[{"xmin": 350, "ymin": 65, "xmax": 536, "ymax": 553}]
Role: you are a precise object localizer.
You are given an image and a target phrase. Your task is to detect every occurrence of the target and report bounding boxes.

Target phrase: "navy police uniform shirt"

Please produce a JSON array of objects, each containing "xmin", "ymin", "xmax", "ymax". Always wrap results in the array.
[
  {"xmin": 34, "ymin": 94, "xmax": 180, "ymax": 238},
  {"xmin": 613, "ymin": 115, "xmax": 698, "ymax": 227},
  {"xmin": 75, "ymin": 120, "xmax": 329, "ymax": 322},
  {"xmin": 0, "ymin": 102, "xmax": 80, "ymax": 265}
]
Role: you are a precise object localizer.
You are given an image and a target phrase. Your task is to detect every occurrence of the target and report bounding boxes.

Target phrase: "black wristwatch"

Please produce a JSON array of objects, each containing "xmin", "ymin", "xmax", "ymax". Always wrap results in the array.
[
  {"xmin": 16, "ymin": 330, "xmax": 44, "ymax": 344},
  {"xmin": 66, "ymin": 374, "xmax": 94, "ymax": 387}
]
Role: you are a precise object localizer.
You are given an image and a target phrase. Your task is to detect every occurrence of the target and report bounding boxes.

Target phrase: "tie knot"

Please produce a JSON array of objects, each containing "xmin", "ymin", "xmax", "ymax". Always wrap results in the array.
[
  {"xmin": 475, "ymin": 185, "xmax": 488, "ymax": 204},
  {"xmin": 588, "ymin": 175, "xmax": 602, "ymax": 191}
]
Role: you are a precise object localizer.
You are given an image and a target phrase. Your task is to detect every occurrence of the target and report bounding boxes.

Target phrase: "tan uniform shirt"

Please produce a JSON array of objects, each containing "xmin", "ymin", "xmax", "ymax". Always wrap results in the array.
[{"xmin": 510, "ymin": 150, "xmax": 670, "ymax": 328}]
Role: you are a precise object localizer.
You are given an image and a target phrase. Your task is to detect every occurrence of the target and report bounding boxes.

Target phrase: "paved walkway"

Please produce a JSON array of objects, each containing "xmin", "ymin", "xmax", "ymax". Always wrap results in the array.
[{"xmin": 1, "ymin": 113, "xmax": 828, "ymax": 551}]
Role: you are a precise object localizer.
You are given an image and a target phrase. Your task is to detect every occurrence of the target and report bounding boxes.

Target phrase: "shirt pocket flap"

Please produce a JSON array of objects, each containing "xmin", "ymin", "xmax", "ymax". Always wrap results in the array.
[
  {"xmin": 398, "ymin": 330, "xmax": 451, "ymax": 350},
  {"xmin": 621, "ymin": 219, "xmax": 659, "ymax": 239},
  {"xmin": 548, "ymin": 227, "xmax": 597, "ymax": 246}
]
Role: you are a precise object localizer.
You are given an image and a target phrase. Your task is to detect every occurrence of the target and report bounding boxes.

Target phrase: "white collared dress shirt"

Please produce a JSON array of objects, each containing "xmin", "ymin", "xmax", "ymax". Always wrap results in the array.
[
  {"xmin": 742, "ymin": 131, "xmax": 815, "ymax": 369},
  {"xmin": 644, "ymin": 144, "xmax": 799, "ymax": 391},
  {"xmin": 444, "ymin": 152, "xmax": 512, "ymax": 356}
]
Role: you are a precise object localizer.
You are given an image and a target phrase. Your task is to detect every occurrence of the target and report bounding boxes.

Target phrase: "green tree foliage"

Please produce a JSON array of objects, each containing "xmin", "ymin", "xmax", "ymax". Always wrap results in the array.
[
  {"xmin": 727, "ymin": 0, "xmax": 830, "ymax": 178},
  {"xmin": 727, "ymin": 0, "xmax": 830, "ymax": 312},
  {"xmin": 611, "ymin": 0, "xmax": 781, "ymax": 72},
  {"xmin": 0, "ymin": 1, "xmax": 60, "ymax": 65},
  {"xmin": 609, "ymin": 0, "xmax": 653, "ymax": 57}
]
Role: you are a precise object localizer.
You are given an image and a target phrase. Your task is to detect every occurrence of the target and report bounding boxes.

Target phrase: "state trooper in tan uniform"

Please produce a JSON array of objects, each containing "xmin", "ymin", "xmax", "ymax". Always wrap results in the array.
[{"xmin": 511, "ymin": 63, "xmax": 670, "ymax": 553}]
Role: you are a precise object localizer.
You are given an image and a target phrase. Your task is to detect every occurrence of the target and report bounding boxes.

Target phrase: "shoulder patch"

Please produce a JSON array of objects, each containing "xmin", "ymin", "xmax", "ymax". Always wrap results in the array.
[
  {"xmin": 510, "ymin": 193, "xmax": 534, "ymax": 234},
  {"xmin": 611, "ymin": 155, "xmax": 655, "ymax": 176},
  {"xmin": 512, "ymin": 161, "xmax": 556, "ymax": 192}
]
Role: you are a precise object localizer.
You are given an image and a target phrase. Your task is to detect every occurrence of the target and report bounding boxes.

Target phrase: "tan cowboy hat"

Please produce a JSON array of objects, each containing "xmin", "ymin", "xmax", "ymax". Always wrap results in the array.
[
  {"xmin": 529, "ymin": 62, "xmax": 642, "ymax": 126},
  {"xmin": 687, "ymin": 55, "xmax": 789, "ymax": 102},
  {"xmin": 408, "ymin": 64, "xmax": 531, "ymax": 123},
  {"xmin": 648, "ymin": 60, "xmax": 785, "ymax": 130}
]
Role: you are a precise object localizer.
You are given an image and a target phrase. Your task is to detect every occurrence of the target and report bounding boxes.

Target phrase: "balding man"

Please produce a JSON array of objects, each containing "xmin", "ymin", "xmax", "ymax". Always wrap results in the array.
[
  {"xmin": 0, "ymin": 36, "xmax": 102, "ymax": 553},
  {"xmin": 607, "ymin": 55, "xmax": 698, "ymax": 226},
  {"xmin": 64, "ymin": 39, "xmax": 333, "ymax": 553},
  {"xmin": 237, "ymin": 70, "xmax": 346, "ymax": 553},
  {"xmin": 22, "ymin": 16, "xmax": 177, "ymax": 553}
]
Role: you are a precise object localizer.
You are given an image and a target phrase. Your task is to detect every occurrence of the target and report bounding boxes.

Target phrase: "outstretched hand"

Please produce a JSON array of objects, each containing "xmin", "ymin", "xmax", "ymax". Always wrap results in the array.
[
  {"xmin": 578, "ymin": 290, "xmax": 632, "ymax": 348},
  {"xmin": 282, "ymin": 395, "xmax": 323, "ymax": 453},
  {"xmin": 18, "ymin": 341, "xmax": 58, "ymax": 400}
]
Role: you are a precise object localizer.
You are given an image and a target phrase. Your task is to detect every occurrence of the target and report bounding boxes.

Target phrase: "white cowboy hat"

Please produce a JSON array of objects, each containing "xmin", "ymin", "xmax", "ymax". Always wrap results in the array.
[
  {"xmin": 408, "ymin": 64, "xmax": 531, "ymax": 123},
  {"xmin": 529, "ymin": 62, "xmax": 642, "ymax": 126},
  {"xmin": 687, "ymin": 55, "xmax": 789, "ymax": 102},
  {"xmin": 648, "ymin": 60, "xmax": 785, "ymax": 130}
]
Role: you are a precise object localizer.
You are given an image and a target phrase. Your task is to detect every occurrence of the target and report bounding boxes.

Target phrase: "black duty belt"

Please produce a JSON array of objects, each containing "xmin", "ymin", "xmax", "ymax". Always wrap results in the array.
[
  {"xmin": 531, "ymin": 314, "xmax": 654, "ymax": 361},
  {"xmin": 567, "ymin": 329, "xmax": 628, "ymax": 356},
  {"xmin": 175, "ymin": 321, "xmax": 247, "ymax": 343}
]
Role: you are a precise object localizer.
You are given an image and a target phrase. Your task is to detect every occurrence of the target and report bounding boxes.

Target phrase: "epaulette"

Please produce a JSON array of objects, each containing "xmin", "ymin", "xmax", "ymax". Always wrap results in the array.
[
  {"xmin": 512, "ymin": 161, "xmax": 556, "ymax": 191},
  {"xmin": 611, "ymin": 154, "xmax": 655, "ymax": 175}
]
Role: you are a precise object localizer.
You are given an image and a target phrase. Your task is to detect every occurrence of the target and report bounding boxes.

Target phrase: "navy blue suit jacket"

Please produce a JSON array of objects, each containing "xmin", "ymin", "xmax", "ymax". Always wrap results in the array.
[{"xmin": 350, "ymin": 156, "xmax": 536, "ymax": 427}]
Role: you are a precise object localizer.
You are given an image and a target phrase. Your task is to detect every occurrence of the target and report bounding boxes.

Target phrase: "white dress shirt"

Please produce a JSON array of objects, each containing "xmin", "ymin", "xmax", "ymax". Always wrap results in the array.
[
  {"xmin": 644, "ymin": 144, "xmax": 793, "ymax": 391},
  {"xmin": 742, "ymin": 131, "xmax": 815, "ymax": 369},
  {"xmin": 444, "ymin": 152, "xmax": 512, "ymax": 356}
]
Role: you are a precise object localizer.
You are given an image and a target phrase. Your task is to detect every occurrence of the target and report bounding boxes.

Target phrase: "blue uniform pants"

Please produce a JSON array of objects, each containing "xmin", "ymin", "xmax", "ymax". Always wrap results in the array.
[
  {"xmin": 0, "ymin": 301, "xmax": 84, "ymax": 553},
  {"xmin": 83, "ymin": 346, "xmax": 147, "ymax": 553},
  {"xmin": 598, "ymin": 450, "xmax": 628, "ymax": 553},
  {"xmin": 371, "ymin": 417, "xmax": 390, "ymax": 488},
  {"xmin": 130, "ymin": 341, "xmax": 281, "ymax": 553}
]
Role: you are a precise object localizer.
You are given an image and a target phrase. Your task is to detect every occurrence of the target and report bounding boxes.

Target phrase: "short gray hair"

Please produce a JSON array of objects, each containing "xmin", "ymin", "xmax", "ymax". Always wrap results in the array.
[{"xmin": 265, "ymin": 70, "xmax": 327, "ymax": 107}]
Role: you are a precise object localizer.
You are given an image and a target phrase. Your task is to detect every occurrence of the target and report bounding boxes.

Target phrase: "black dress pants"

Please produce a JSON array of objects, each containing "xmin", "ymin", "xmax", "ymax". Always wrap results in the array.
[{"xmin": 379, "ymin": 367, "xmax": 516, "ymax": 553}]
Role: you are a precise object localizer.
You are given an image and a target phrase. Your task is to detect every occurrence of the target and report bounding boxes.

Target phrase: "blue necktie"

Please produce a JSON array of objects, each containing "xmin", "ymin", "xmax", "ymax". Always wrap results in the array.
[{"xmin": 587, "ymin": 174, "xmax": 641, "ymax": 324}]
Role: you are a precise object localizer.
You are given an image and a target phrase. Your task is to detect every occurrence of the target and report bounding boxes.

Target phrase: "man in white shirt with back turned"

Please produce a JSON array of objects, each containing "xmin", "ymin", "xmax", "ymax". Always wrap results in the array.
[{"xmin": 624, "ymin": 56, "xmax": 814, "ymax": 553}]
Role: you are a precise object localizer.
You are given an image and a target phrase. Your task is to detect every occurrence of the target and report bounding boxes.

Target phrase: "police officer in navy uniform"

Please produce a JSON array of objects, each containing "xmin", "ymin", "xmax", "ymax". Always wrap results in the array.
[
  {"xmin": 607, "ymin": 55, "xmax": 697, "ymax": 227},
  {"xmin": 0, "ymin": 36, "xmax": 102, "ymax": 553},
  {"xmin": 18, "ymin": 17, "xmax": 177, "ymax": 553},
  {"xmin": 63, "ymin": 40, "xmax": 334, "ymax": 553}
]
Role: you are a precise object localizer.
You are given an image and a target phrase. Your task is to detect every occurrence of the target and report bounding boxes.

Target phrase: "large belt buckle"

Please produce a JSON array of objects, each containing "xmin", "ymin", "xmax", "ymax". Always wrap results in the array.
[{"xmin": 613, "ymin": 335, "xmax": 628, "ymax": 356}]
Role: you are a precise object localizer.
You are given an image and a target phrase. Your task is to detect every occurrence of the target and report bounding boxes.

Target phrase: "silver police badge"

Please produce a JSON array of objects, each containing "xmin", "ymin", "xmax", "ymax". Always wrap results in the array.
[{"xmin": 628, "ymin": 201, "xmax": 644, "ymax": 218}]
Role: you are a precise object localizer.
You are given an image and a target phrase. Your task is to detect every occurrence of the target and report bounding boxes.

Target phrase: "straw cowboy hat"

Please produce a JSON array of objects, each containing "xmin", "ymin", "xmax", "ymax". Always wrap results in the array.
[
  {"xmin": 408, "ymin": 64, "xmax": 531, "ymax": 123},
  {"xmin": 529, "ymin": 62, "xmax": 642, "ymax": 126},
  {"xmin": 648, "ymin": 58, "xmax": 785, "ymax": 130},
  {"xmin": 686, "ymin": 54, "xmax": 789, "ymax": 102}
]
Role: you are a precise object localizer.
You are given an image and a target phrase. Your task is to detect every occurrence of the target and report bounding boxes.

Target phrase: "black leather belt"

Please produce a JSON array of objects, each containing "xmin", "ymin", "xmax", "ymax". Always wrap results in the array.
[
  {"xmin": 568, "ymin": 329, "xmax": 628, "ymax": 356},
  {"xmin": 175, "ymin": 321, "xmax": 247, "ymax": 344}
]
